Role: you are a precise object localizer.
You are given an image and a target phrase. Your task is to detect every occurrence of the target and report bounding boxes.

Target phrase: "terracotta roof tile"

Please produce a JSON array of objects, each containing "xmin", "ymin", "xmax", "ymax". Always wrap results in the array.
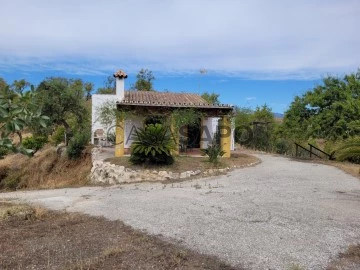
[
  {"xmin": 113, "ymin": 70, "xmax": 128, "ymax": 79},
  {"xmin": 118, "ymin": 91, "xmax": 233, "ymax": 109}
]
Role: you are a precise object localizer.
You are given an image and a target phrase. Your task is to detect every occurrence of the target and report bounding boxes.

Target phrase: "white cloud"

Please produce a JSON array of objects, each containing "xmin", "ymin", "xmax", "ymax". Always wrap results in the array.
[
  {"xmin": 0, "ymin": 0, "xmax": 359, "ymax": 79},
  {"xmin": 246, "ymin": 97, "xmax": 257, "ymax": 101}
]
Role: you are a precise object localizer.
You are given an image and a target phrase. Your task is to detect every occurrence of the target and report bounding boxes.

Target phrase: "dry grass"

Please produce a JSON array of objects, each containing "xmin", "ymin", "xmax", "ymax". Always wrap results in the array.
[
  {"xmin": 325, "ymin": 161, "xmax": 360, "ymax": 179},
  {"xmin": 105, "ymin": 153, "xmax": 259, "ymax": 173},
  {"xmin": 0, "ymin": 202, "xmax": 239, "ymax": 270},
  {"xmin": 0, "ymin": 145, "xmax": 92, "ymax": 191},
  {"xmin": 0, "ymin": 201, "xmax": 48, "ymax": 221},
  {"xmin": 327, "ymin": 245, "xmax": 360, "ymax": 269},
  {"xmin": 294, "ymin": 158, "xmax": 360, "ymax": 180}
]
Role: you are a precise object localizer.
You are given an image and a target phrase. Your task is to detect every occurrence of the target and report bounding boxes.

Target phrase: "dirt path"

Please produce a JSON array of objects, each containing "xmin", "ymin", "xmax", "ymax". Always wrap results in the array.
[{"xmin": 2, "ymin": 154, "xmax": 360, "ymax": 269}]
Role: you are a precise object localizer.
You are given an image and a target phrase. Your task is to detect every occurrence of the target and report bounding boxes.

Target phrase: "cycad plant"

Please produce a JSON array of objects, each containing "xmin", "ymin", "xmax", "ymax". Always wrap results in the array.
[
  {"xmin": 130, "ymin": 123, "xmax": 175, "ymax": 165},
  {"xmin": 335, "ymin": 137, "xmax": 360, "ymax": 164},
  {"xmin": 202, "ymin": 133, "xmax": 225, "ymax": 164}
]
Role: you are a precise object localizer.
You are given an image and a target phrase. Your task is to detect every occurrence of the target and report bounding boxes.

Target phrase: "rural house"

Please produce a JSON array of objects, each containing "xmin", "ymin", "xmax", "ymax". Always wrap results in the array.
[{"xmin": 91, "ymin": 70, "xmax": 235, "ymax": 157}]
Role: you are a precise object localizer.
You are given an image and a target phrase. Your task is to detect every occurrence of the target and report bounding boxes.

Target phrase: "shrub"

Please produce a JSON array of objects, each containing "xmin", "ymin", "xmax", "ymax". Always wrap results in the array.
[
  {"xmin": 0, "ymin": 165, "xmax": 9, "ymax": 186},
  {"xmin": 67, "ymin": 131, "xmax": 90, "ymax": 160},
  {"xmin": 202, "ymin": 134, "xmax": 225, "ymax": 164},
  {"xmin": 274, "ymin": 138, "xmax": 292, "ymax": 155},
  {"xmin": 22, "ymin": 136, "xmax": 48, "ymax": 153},
  {"xmin": 51, "ymin": 126, "xmax": 66, "ymax": 145},
  {"xmin": 130, "ymin": 124, "xmax": 175, "ymax": 165},
  {"xmin": 0, "ymin": 146, "xmax": 9, "ymax": 158},
  {"xmin": 335, "ymin": 137, "xmax": 360, "ymax": 164},
  {"xmin": 0, "ymin": 172, "xmax": 22, "ymax": 190},
  {"xmin": 107, "ymin": 131, "xmax": 116, "ymax": 145},
  {"xmin": 202, "ymin": 143, "xmax": 225, "ymax": 164}
]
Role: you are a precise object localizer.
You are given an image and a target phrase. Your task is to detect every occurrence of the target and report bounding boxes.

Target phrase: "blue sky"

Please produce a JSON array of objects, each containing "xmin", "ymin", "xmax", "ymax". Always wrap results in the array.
[{"xmin": 0, "ymin": 0, "xmax": 358, "ymax": 113}]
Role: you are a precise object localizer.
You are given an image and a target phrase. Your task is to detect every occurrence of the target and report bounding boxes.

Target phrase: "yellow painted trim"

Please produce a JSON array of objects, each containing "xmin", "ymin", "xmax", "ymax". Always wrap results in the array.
[
  {"xmin": 220, "ymin": 116, "xmax": 231, "ymax": 158},
  {"xmin": 115, "ymin": 116, "xmax": 125, "ymax": 157}
]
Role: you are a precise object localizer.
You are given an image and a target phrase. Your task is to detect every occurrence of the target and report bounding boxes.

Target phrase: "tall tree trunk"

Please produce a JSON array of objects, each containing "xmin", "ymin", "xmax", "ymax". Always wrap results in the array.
[{"xmin": 62, "ymin": 120, "xmax": 71, "ymax": 146}]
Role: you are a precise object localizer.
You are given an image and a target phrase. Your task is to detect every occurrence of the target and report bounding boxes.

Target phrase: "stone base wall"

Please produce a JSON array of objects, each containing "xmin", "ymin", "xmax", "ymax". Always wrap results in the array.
[
  {"xmin": 90, "ymin": 148, "xmax": 260, "ymax": 185},
  {"xmin": 91, "ymin": 160, "xmax": 205, "ymax": 184}
]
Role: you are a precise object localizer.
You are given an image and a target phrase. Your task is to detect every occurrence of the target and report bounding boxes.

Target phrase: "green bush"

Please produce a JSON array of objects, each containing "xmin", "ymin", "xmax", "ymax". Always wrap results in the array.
[
  {"xmin": 51, "ymin": 126, "xmax": 66, "ymax": 145},
  {"xmin": 107, "ymin": 131, "xmax": 116, "ymax": 144},
  {"xmin": 335, "ymin": 137, "xmax": 360, "ymax": 164},
  {"xmin": 22, "ymin": 136, "xmax": 48, "ymax": 153},
  {"xmin": 202, "ymin": 143, "xmax": 225, "ymax": 164},
  {"xmin": 67, "ymin": 131, "xmax": 90, "ymax": 160},
  {"xmin": 274, "ymin": 138, "xmax": 292, "ymax": 155},
  {"xmin": 202, "ymin": 133, "xmax": 225, "ymax": 164},
  {"xmin": 130, "ymin": 124, "xmax": 175, "ymax": 165},
  {"xmin": 0, "ymin": 146, "xmax": 9, "ymax": 158}
]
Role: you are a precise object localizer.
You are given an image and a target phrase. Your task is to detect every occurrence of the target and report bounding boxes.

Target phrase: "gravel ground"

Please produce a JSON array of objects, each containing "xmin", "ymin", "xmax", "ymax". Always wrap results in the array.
[{"xmin": 1, "ymin": 154, "xmax": 360, "ymax": 270}]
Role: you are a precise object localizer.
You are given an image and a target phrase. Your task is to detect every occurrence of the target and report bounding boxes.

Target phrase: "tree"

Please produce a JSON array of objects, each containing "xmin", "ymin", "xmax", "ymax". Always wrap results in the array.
[
  {"xmin": 11, "ymin": 79, "xmax": 31, "ymax": 94},
  {"xmin": 134, "ymin": 69, "xmax": 155, "ymax": 91},
  {"xmin": 283, "ymin": 70, "xmax": 360, "ymax": 140},
  {"xmin": 234, "ymin": 105, "xmax": 275, "ymax": 151},
  {"xmin": 84, "ymin": 82, "xmax": 93, "ymax": 100},
  {"xmin": 249, "ymin": 105, "xmax": 275, "ymax": 151},
  {"xmin": 0, "ymin": 87, "xmax": 48, "ymax": 155},
  {"xmin": 0, "ymin": 78, "xmax": 7, "ymax": 92},
  {"xmin": 96, "ymin": 76, "xmax": 116, "ymax": 94},
  {"xmin": 201, "ymin": 92, "xmax": 220, "ymax": 104},
  {"xmin": 36, "ymin": 77, "xmax": 90, "ymax": 144}
]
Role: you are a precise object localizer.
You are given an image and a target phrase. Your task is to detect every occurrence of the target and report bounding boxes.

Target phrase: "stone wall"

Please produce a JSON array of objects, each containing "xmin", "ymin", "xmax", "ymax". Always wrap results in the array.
[
  {"xmin": 91, "ymin": 160, "xmax": 204, "ymax": 184},
  {"xmin": 90, "ymin": 148, "xmax": 260, "ymax": 185}
]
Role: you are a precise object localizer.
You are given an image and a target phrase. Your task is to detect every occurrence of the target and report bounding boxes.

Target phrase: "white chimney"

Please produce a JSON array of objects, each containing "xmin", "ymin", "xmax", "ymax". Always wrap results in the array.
[{"xmin": 113, "ymin": 70, "xmax": 128, "ymax": 100}]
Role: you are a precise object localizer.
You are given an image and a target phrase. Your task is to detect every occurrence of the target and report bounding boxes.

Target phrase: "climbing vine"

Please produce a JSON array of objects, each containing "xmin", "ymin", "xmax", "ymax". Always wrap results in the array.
[{"xmin": 170, "ymin": 108, "xmax": 204, "ymax": 130}]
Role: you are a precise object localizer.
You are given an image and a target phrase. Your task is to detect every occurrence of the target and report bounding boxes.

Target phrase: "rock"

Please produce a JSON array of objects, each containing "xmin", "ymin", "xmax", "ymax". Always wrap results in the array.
[
  {"xmin": 90, "ymin": 159, "xmax": 225, "ymax": 185},
  {"xmin": 158, "ymin": 171, "xmax": 171, "ymax": 179},
  {"xmin": 56, "ymin": 143, "xmax": 67, "ymax": 157}
]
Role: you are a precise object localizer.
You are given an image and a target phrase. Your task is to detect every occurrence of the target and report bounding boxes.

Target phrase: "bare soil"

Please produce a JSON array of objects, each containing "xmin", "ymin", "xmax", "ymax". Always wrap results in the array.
[
  {"xmin": 0, "ymin": 201, "xmax": 237, "ymax": 270},
  {"xmin": 106, "ymin": 153, "xmax": 259, "ymax": 173}
]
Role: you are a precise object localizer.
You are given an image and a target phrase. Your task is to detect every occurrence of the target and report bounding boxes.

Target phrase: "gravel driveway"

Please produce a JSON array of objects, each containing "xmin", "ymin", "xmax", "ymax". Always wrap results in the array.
[{"xmin": 2, "ymin": 154, "xmax": 360, "ymax": 269}]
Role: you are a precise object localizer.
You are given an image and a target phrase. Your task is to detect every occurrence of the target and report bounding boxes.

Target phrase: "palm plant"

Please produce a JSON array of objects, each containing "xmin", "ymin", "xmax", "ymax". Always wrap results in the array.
[
  {"xmin": 130, "ymin": 123, "xmax": 175, "ymax": 165},
  {"xmin": 335, "ymin": 137, "xmax": 360, "ymax": 164}
]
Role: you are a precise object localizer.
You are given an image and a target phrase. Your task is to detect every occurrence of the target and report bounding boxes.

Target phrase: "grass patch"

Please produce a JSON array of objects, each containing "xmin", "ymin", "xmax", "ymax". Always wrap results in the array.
[
  {"xmin": 0, "ymin": 202, "xmax": 239, "ymax": 270},
  {"xmin": 105, "ymin": 153, "xmax": 259, "ymax": 173}
]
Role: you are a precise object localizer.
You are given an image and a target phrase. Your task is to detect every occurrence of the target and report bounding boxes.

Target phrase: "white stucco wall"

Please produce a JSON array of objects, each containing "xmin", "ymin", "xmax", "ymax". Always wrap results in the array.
[
  {"xmin": 91, "ymin": 94, "xmax": 117, "ymax": 144},
  {"xmin": 91, "ymin": 94, "xmax": 145, "ymax": 148},
  {"xmin": 124, "ymin": 117, "xmax": 144, "ymax": 148},
  {"xmin": 201, "ymin": 117, "xmax": 219, "ymax": 149},
  {"xmin": 201, "ymin": 117, "xmax": 235, "ymax": 150}
]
